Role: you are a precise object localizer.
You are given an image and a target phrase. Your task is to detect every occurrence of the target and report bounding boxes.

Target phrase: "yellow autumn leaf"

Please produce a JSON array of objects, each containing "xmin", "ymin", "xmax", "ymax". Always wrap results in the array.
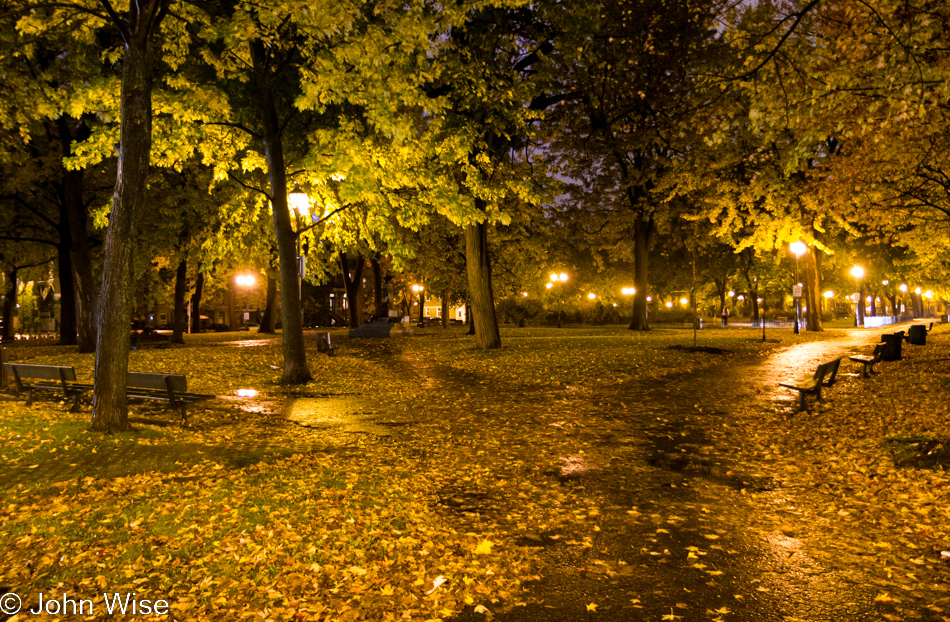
[
  {"xmin": 474, "ymin": 540, "xmax": 494, "ymax": 555},
  {"xmin": 586, "ymin": 602, "xmax": 597, "ymax": 612}
]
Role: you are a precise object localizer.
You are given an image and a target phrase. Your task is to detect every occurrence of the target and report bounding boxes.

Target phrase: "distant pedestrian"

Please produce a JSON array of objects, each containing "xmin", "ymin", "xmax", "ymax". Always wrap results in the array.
[{"xmin": 721, "ymin": 306, "xmax": 730, "ymax": 327}]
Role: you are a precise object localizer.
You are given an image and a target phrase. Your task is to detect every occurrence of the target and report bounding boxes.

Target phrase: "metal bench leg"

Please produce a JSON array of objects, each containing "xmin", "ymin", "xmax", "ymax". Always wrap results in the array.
[
  {"xmin": 798, "ymin": 391, "xmax": 807, "ymax": 412},
  {"xmin": 26, "ymin": 388, "xmax": 33, "ymax": 406},
  {"xmin": 69, "ymin": 394, "xmax": 81, "ymax": 413},
  {"xmin": 179, "ymin": 404, "xmax": 188, "ymax": 426}
]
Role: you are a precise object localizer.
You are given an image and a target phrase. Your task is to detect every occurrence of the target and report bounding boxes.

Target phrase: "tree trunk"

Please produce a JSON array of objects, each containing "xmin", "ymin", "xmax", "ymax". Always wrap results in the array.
[
  {"xmin": 418, "ymin": 286, "xmax": 426, "ymax": 326},
  {"xmin": 2, "ymin": 266, "xmax": 15, "ymax": 341},
  {"xmin": 251, "ymin": 39, "xmax": 311, "ymax": 384},
  {"xmin": 227, "ymin": 281, "xmax": 237, "ymax": 330},
  {"xmin": 803, "ymin": 246, "xmax": 822, "ymax": 331},
  {"xmin": 465, "ymin": 301, "xmax": 475, "ymax": 335},
  {"xmin": 628, "ymin": 217, "xmax": 652, "ymax": 331},
  {"xmin": 857, "ymin": 283, "xmax": 866, "ymax": 327},
  {"xmin": 259, "ymin": 273, "xmax": 277, "ymax": 333},
  {"xmin": 172, "ymin": 259, "xmax": 186, "ymax": 343},
  {"xmin": 58, "ymin": 121, "xmax": 98, "ymax": 353},
  {"xmin": 441, "ymin": 289, "xmax": 449, "ymax": 328},
  {"xmin": 57, "ymin": 237, "xmax": 76, "ymax": 346},
  {"xmin": 464, "ymin": 219, "xmax": 500, "ymax": 349},
  {"xmin": 371, "ymin": 257, "xmax": 387, "ymax": 317},
  {"xmin": 340, "ymin": 252, "xmax": 364, "ymax": 329},
  {"xmin": 91, "ymin": 32, "xmax": 158, "ymax": 432},
  {"xmin": 190, "ymin": 271, "xmax": 204, "ymax": 333}
]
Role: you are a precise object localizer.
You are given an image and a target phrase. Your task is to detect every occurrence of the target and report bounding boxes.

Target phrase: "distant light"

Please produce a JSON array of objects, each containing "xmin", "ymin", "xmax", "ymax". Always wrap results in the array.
[
  {"xmin": 236, "ymin": 274, "xmax": 256, "ymax": 287},
  {"xmin": 899, "ymin": 283, "xmax": 908, "ymax": 293},
  {"xmin": 546, "ymin": 282, "xmax": 553, "ymax": 290},
  {"xmin": 550, "ymin": 273, "xmax": 558, "ymax": 282},
  {"xmin": 236, "ymin": 389, "xmax": 258, "ymax": 398},
  {"xmin": 728, "ymin": 290, "xmax": 735, "ymax": 297},
  {"xmin": 850, "ymin": 265, "xmax": 865, "ymax": 279},
  {"xmin": 737, "ymin": 295, "xmax": 745, "ymax": 301},
  {"xmin": 824, "ymin": 291, "xmax": 834, "ymax": 299},
  {"xmin": 925, "ymin": 290, "xmax": 933, "ymax": 299},
  {"xmin": 915, "ymin": 286, "xmax": 922, "ymax": 295},
  {"xmin": 522, "ymin": 292, "xmax": 529, "ymax": 297},
  {"xmin": 679, "ymin": 297, "xmax": 688, "ymax": 305},
  {"xmin": 882, "ymin": 280, "xmax": 889, "ymax": 286},
  {"xmin": 411, "ymin": 284, "xmax": 423, "ymax": 293},
  {"xmin": 665, "ymin": 301, "xmax": 673, "ymax": 308},
  {"xmin": 612, "ymin": 303, "xmax": 617, "ymax": 307},
  {"xmin": 790, "ymin": 241, "xmax": 807, "ymax": 256},
  {"xmin": 588, "ymin": 293, "xmax": 596, "ymax": 300},
  {"xmin": 757, "ymin": 297, "xmax": 763, "ymax": 303},
  {"xmin": 647, "ymin": 296, "xmax": 653, "ymax": 302},
  {"xmin": 559, "ymin": 272, "xmax": 569, "ymax": 282},
  {"xmin": 866, "ymin": 296, "xmax": 872, "ymax": 303},
  {"xmin": 621, "ymin": 287, "xmax": 635, "ymax": 296}
]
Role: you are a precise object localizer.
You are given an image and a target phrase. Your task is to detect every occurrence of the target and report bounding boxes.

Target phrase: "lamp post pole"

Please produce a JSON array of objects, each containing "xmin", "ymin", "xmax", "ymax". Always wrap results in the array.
[
  {"xmin": 851, "ymin": 265, "xmax": 865, "ymax": 327},
  {"xmin": 790, "ymin": 242, "xmax": 806, "ymax": 334},
  {"xmin": 547, "ymin": 272, "xmax": 569, "ymax": 328},
  {"xmin": 288, "ymin": 183, "xmax": 310, "ymax": 328}
]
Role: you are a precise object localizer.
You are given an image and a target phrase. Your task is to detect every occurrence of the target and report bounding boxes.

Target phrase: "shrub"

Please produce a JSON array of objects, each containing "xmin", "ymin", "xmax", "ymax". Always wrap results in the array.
[{"xmin": 497, "ymin": 297, "xmax": 544, "ymax": 325}]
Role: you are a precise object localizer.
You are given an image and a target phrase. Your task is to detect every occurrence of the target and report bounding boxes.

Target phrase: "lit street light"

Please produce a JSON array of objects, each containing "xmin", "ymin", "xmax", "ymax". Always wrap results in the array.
[
  {"xmin": 235, "ymin": 273, "xmax": 256, "ymax": 329},
  {"xmin": 411, "ymin": 284, "xmax": 425, "ymax": 327},
  {"xmin": 548, "ymin": 272, "xmax": 569, "ymax": 327},
  {"xmin": 790, "ymin": 241, "xmax": 806, "ymax": 334},
  {"xmin": 850, "ymin": 265, "xmax": 865, "ymax": 327}
]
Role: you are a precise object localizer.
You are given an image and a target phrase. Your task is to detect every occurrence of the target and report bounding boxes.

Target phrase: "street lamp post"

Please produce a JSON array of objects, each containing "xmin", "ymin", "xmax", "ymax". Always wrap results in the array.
[
  {"xmin": 411, "ymin": 284, "xmax": 425, "ymax": 327},
  {"xmin": 790, "ymin": 241, "xmax": 806, "ymax": 334},
  {"xmin": 851, "ymin": 265, "xmax": 865, "ymax": 327},
  {"xmin": 547, "ymin": 272, "xmax": 569, "ymax": 327},
  {"xmin": 235, "ymin": 274, "xmax": 256, "ymax": 329},
  {"xmin": 288, "ymin": 183, "xmax": 311, "ymax": 325}
]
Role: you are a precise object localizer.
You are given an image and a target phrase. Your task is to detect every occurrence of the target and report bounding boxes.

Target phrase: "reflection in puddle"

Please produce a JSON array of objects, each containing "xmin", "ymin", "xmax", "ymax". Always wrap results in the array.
[
  {"xmin": 285, "ymin": 398, "xmax": 351, "ymax": 426},
  {"xmin": 559, "ymin": 453, "xmax": 591, "ymax": 476},
  {"xmin": 223, "ymin": 339, "xmax": 275, "ymax": 347}
]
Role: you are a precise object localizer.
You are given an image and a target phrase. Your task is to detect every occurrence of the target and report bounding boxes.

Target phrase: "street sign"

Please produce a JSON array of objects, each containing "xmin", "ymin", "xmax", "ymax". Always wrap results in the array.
[{"xmin": 793, "ymin": 285, "xmax": 803, "ymax": 298}]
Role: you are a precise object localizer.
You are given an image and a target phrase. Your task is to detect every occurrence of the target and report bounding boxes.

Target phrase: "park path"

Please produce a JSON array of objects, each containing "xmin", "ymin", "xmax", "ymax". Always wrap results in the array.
[{"xmin": 429, "ymin": 327, "xmax": 942, "ymax": 622}]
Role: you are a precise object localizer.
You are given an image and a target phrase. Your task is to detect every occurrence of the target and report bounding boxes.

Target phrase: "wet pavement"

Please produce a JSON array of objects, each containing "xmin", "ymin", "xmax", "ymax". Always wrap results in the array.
[{"xmin": 378, "ymin": 328, "xmax": 945, "ymax": 622}]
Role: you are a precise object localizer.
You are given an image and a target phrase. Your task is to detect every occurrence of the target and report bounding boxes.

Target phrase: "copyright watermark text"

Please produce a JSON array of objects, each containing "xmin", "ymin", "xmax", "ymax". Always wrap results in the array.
[{"xmin": 0, "ymin": 592, "xmax": 169, "ymax": 616}]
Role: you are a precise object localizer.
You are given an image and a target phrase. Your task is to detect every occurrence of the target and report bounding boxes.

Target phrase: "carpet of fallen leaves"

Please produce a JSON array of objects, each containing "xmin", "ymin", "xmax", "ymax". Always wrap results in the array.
[{"xmin": 0, "ymin": 324, "xmax": 948, "ymax": 621}]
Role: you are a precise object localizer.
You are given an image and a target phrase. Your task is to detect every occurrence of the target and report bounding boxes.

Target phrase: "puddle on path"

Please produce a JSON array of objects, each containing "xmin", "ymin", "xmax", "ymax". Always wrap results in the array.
[{"xmin": 283, "ymin": 397, "xmax": 398, "ymax": 438}]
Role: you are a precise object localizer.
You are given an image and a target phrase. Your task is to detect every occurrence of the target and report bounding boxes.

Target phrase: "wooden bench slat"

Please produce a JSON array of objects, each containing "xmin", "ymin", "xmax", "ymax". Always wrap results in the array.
[
  {"xmin": 4, "ymin": 363, "xmax": 77, "ymax": 382},
  {"xmin": 128, "ymin": 372, "xmax": 187, "ymax": 393}
]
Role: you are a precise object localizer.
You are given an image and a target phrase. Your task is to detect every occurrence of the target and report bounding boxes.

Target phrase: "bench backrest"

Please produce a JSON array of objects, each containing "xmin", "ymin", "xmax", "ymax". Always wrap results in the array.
[
  {"xmin": 812, "ymin": 361, "xmax": 830, "ymax": 382},
  {"xmin": 822, "ymin": 357, "xmax": 841, "ymax": 381},
  {"xmin": 871, "ymin": 343, "xmax": 885, "ymax": 360},
  {"xmin": 128, "ymin": 372, "xmax": 187, "ymax": 393},
  {"xmin": 4, "ymin": 363, "xmax": 77, "ymax": 382}
]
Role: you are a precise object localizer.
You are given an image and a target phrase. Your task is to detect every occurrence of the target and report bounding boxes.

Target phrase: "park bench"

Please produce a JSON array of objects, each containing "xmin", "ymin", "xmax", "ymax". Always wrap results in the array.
[
  {"xmin": 925, "ymin": 321, "xmax": 935, "ymax": 332},
  {"xmin": 850, "ymin": 344, "xmax": 884, "ymax": 378},
  {"xmin": 779, "ymin": 359, "xmax": 838, "ymax": 412},
  {"xmin": 125, "ymin": 372, "xmax": 214, "ymax": 424},
  {"xmin": 130, "ymin": 332, "xmax": 170, "ymax": 350},
  {"xmin": 316, "ymin": 332, "xmax": 337, "ymax": 356},
  {"xmin": 3, "ymin": 363, "xmax": 89, "ymax": 412}
]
